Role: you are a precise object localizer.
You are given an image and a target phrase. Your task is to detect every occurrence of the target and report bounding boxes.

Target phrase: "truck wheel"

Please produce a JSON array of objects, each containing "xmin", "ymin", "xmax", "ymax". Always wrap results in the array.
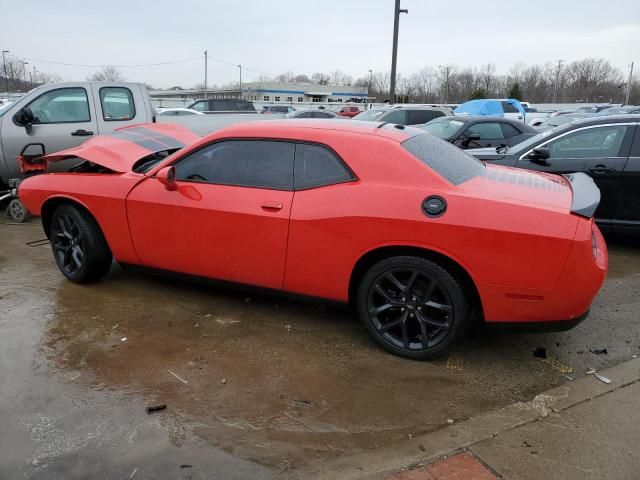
[
  {"xmin": 357, "ymin": 256, "xmax": 469, "ymax": 360},
  {"xmin": 50, "ymin": 204, "xmax": 112, "ymax": 283},
  {"xmin": 7, "ymin": 198, "xmax": 30, "ymax": 223}
]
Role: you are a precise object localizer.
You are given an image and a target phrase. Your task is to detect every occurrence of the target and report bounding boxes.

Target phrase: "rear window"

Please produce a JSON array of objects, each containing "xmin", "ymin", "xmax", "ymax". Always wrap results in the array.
[
  {"xmin": 501, "ymin": 102, "xmax": 519, "ymax": 113},
  {"xmin": 402, "ymin": 133, "xmax": 485, "ymax": 185}
]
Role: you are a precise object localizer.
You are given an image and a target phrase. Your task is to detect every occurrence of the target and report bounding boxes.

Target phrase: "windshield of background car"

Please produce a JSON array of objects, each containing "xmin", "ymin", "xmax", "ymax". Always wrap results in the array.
[
  {"xmin": 353, "ymin": 109, "xmax": 387, "ymax": 121},
  {"xmin": 419, "ymin": 119, "xmax": 465, "ymax": 139},
  {"xmin": 402, "ymin": 133, "xmax": 485, "ymax": 185}
]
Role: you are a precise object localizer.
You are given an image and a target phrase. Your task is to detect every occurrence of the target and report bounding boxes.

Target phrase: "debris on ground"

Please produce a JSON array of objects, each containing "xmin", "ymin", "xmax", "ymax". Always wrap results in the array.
[
  {"xmin": 285, "ymin": 324, "xmax": 292, "ymax": 331},
  {"xmin": 194, "ymin": 323, "xmax": 199, "ymax": 328},
  {"xmin": 447, "ymin": 419, "xmax": 454, "ymax": 424},
  {"xmin": 418, "ymin": 444, "xmax": 426, "ymax": 452},
  {"xmin": 589, "ymin": 348, "xmax": 608, "ymax": 355},
  {"xmin": 220, "ymin": 378, "xmax": 227, "ymax": 385},
  {"xmin": 293, "ymin": 399, "xmax": 313, "ymax": 406},
  {"xmin": 129, "ymin": 467, "xmax": 138, "ymax": 479},
  {"xmin": 522, "ymin": 440, "xmax": 532, "ymax": 448},
  {"xmin": 587, "ymin": 369, "xmax": 612, "ymax": 384},
  {"xmin": 168, "ymin": 370, "xmax": 189, "ymax": 384},
  {"xmin": 533, "ymin": 347, "xmax": 547, "ymax": 359},
  {"xmin": 145, "ymin": 404, "xmax": 167, "ymax": 414},
  {"xmin": 121, "ymin": 337, "xmax": 127, "ymax": 342},
  {"xmin": 112, "ymin": 323, "xmax": 119, "ymax": 329}
]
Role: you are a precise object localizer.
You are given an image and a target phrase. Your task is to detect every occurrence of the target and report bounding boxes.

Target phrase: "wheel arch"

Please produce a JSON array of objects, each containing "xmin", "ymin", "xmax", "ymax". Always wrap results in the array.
[
  {"xmin": 348, "ymin": 245, "xmax": 484, "ymax": 322},
  {"xmin": 41, "ymin": 196, "xmax": 105, "ymax": 244}
]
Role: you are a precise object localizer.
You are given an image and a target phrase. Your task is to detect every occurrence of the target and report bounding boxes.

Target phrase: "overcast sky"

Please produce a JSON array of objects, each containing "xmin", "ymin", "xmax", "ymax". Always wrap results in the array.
[{"xmin": 1, "ymin": 0, "xmax": 638, "ymax": 88}]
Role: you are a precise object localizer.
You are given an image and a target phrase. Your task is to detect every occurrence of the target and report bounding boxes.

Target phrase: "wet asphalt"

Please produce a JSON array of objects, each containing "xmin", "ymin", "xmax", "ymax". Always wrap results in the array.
[{"xmin": 0, "ymin": 220, "xmax": 639, "ymax": 479}]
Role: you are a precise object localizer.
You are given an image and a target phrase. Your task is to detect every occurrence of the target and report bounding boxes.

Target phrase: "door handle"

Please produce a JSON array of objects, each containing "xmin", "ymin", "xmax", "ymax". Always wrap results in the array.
[
  {"xmin": 261, "ymin": 201, "xmax": 283, "ymax": 210},
  {"xmin": 587, "ymin": 166, "xmax": 615, "ymax": 174},
  {"xmin": 71, "ymin": 129, "xmax": 94, "ymax": 137}
]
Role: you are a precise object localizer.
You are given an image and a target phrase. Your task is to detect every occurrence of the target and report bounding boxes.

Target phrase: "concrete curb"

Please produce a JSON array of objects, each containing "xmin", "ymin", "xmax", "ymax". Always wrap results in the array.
[{"xmin": 293, "ymin": 357, "xmax": 640, "ymax": 480}]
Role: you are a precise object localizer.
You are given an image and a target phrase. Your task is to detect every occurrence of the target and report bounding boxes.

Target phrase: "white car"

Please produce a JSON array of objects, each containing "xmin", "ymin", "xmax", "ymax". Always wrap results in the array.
[{"xmin": 156, "ymin": 108, "xmax": 204, "ymax": 117}]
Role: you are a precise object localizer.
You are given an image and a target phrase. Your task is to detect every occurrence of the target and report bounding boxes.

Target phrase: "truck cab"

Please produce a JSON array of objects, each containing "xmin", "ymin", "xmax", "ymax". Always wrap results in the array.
[{"xmin": 0, "ymin": 82, "xmax": 154, "ymax": 185}]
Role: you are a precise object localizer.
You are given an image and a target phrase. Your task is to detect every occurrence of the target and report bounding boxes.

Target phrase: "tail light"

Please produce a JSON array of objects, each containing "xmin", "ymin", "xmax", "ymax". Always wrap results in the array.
[{"xmin": 591, "ymin": 223, "xmax": 607, "ymax": 269}]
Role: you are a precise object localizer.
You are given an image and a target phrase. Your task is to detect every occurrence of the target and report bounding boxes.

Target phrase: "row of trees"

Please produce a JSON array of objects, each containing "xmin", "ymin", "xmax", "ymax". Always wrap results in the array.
[
  {"xmin": 0, "ymin": 58, "xmax": 62, "ymax": 92},
  {"xmin": 3, "ymin": 59, "xmax": 637, "ymax": 104},
  {"xmin": 254, "ymin": 59, "xmax": 638, "ymax": 105}
]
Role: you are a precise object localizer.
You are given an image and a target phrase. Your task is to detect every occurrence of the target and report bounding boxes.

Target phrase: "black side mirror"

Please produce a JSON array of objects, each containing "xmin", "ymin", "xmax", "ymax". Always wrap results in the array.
[
  {"xmin": 14, "ymin": 107, "xmax": 35, "ymax": 134},
  {"xmin": 528, "ymin": 147, "xmax": 551, "ymax": 165},
  {"xmin": 466, "ymin": 133, "xmax": 481, "ymax": 141}
]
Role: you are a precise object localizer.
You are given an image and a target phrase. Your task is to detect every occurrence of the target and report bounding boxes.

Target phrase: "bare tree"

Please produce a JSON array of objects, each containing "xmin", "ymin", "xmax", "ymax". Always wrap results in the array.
[
  {"xmin": 88, "ymin": 67, "xmax": 125, "ymax": 82},
  {"xmin": 311, "ymin": 72, "xmax": 331, "ymax": 85},
  {"xmin": 294, "ymin": 73, "xmax": 311, "ymax": 83}
]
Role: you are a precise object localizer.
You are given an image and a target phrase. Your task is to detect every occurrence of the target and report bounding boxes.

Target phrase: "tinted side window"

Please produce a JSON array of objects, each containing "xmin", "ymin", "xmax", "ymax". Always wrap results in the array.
[
  {"xmin": 467, "ymin": 122, "xmax": 504, "ymax": 139},
  {"xmin": 407, "ymin": 110, "xmax": 434, "ymax": 125},
  {"xmin": 100, "ymin": 87, "xmax": 135, "ymax": 121},
  {"xmin": 297, "ymin": 111, "xmax": 314, "ymax": 118},
  {"xmin": 546, "ymin": 126, "xmax": 629, "ymax": 159},
  {"xmin": 294, "ymin": 144, "xmax": 354, "ymax": 189},
  {"xmin": 631, "ymin": 126, "xmax": 640, "ymax": 156},
  {"xmin": 175, "ymin": 140, "xmax": 294, "ymax": 190},
  {"xmin": 26, "ymin": 87, "xmax": 90, "ymax": 124},
  {"xmin": 382, "ymin": 110, "xmax": 408, "ymax": 124},
  {"xmin": 314, "ymin": 111, "xmax": 333, "ymax": 118},
  {"xmin": 501, "ymin": 102, "xmax": 519, "ymax": 113},
  {"xmin": 501, "ymin": 123, "xmax": 521, "ymax": 138},
  {"xmin": 190, "ymin": 101, "xmax": 207, "ymax": 112}
]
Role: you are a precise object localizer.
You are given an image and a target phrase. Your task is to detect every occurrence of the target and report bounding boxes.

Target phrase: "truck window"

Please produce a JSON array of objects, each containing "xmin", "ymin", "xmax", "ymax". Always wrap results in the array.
[
  {"xmin": 100, "ymin": 87, "xmax": 135, "ymax": 121},
  {"xmin": 25, "ymin": 87, "xmax": 91, "ymax": 124}
]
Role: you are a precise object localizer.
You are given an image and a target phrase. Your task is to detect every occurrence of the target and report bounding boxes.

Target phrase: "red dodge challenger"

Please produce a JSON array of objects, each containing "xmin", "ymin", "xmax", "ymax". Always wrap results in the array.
[{"xmin": 18, "ymin": 120, "xmax": 607, "ymax": 359}]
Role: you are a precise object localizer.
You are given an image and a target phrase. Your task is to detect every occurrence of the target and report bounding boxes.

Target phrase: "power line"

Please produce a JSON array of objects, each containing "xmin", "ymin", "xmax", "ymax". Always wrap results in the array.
[
  {"xmin": 6, "ymin": 53, "xmax": 202, "ymax": 68},
  {"xmin": 205, "ymin": 54, "xmax": 274, "ymax": 77}
]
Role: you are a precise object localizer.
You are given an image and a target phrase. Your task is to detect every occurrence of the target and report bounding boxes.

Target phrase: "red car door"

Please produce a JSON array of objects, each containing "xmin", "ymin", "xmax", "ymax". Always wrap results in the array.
[{"xmin": 126, "ymin": 140, "xmax": 295, "ymax": 289}]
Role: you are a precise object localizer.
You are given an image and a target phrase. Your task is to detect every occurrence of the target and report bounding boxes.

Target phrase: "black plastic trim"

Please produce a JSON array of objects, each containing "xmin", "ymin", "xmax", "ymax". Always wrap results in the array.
[
  {"xmin": 484, "ymin": 309, "xmax": 589, "ymax": 333},
  {"xmin": 563, "ymin": 172, "xmax": 601, "ymax": 218}
]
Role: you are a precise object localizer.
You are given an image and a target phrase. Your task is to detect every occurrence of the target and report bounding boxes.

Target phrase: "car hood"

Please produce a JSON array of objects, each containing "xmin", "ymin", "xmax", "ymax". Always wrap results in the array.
[
  {"xmin": 39, "ymin": 123, "xmax": 200, "ymax": 173},
  {"xmin": 464, "ymin": 164, "xmax": 573, "ymax": 212}
]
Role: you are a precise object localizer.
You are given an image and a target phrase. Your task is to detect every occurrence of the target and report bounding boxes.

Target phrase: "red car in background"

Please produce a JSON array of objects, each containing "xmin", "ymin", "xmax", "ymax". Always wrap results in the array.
[
  {"xmin": 18, "ymin": 121, "xmax": 607, "ymax": 360},
  {"xmin": 337, "ymin": 106, "xmax": 361, "ymax": 118}
]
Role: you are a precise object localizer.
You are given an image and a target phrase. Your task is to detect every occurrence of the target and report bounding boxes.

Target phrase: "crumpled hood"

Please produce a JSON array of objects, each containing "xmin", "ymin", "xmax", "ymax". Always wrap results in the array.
[{"xmin": 39, "ymin": 124, "xmax": 200, "ymax": 173}]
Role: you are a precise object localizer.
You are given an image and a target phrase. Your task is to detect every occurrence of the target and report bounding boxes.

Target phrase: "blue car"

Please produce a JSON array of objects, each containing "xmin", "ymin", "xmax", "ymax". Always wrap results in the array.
[{"xmin": 454, "ymin": 98, "xmax": 526, "ymax": 122}]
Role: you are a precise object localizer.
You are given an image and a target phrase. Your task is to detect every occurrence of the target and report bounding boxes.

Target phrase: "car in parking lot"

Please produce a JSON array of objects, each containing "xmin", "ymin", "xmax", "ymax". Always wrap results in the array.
[
  {"xmin": 419, "ymin": 115, "xmax": 537, "ymax": 149},
  {"xmin": 187, "ymin": 98, "xmax": 257, "ymax": 113},
  {"xmin": 454, "ymin": 98, "xmax": 525, "ymax": 122},
  {"xmin": 353, "ymin": 105, "xmax": 452, "ymax": 126},
  {"xmin": 285, "ymin": 109, "xmax": 338, "ymax": 119},
  {"xmin": 337, "ymin": 106, "xmax": 361, "ymax": 118},
  {"xmin": 156, "ymin": 108, "xmax": 204, "ymax": 116},
  {"xmin": 18, "ymin": 120, "xmax": 607, "ymax": 360},
  {"xmin": 261, "ymin": 105, "xmax": 295, "ymax": 114},
  {"xmin": 534, "ymin": 113, "xmax": 590, "ymax": 131},
  {"xmin": 467, "ymin": 115, "xmax": 640, "ymax": 233}
]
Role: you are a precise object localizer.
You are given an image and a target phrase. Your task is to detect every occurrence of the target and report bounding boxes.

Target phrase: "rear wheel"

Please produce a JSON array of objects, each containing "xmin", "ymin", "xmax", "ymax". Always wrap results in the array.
[
  {"xmin": 357, "ymin": 256, "xmax": 469, "ymax": 360},
  {"xmin": 50, "ymin": 204, "xmax": 112, "ymax": 283}
]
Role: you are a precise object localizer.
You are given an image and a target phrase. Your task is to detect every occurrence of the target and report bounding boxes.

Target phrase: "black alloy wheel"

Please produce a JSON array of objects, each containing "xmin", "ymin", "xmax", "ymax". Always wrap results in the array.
[
  {"xmin": 50, "ymin": 204, "xmax": 113, "ymax": 283},
  {"xmin": 358, "ymin": 256, "xmax": 469, "ymax": 360}
]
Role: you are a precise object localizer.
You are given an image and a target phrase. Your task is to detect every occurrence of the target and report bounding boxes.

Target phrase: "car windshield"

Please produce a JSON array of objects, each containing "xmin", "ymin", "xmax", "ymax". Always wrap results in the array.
[
  {"xmin": 418, "ymin": 119, "xmax": 465, "ymax": 139},
  {"xmin": 353, "ymin": 109, "xmax": 387, "ymax": 121}
]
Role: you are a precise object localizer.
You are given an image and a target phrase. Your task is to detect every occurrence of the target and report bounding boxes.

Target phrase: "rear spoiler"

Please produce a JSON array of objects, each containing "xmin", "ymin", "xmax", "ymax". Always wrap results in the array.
[{"xmin": 563, "ymin": 173, "xmax": 601, "ymax": 218}]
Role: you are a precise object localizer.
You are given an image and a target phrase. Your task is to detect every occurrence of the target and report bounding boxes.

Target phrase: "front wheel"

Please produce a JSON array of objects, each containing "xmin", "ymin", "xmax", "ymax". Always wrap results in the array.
[
  {"xmin": 357, "ymin": 256, "xmax": 469, "ymax": 360},
  {"xmin": 50, "ymin": 204, "xmax": 113, "ymax": 283}
]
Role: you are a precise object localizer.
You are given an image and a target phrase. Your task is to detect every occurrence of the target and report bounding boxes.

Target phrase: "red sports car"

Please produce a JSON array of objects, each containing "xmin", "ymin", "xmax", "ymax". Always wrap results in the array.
[{"xmin": 18, "ymin": 121, "xmax": 607, "ymax": 360}]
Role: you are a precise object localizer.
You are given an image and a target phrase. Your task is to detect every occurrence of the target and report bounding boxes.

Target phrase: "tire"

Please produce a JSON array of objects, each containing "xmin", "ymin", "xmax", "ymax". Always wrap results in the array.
[
  {"xmin": 7, "ymin": 198, "xmax": 30, "ymax": 223},
  {"xmin": 49, "ymin": 204, "xmax": 113, "ymax": 283},
  {"xmin": 357, "ymin": 256, "xmax": 469, "ymax": 360}
]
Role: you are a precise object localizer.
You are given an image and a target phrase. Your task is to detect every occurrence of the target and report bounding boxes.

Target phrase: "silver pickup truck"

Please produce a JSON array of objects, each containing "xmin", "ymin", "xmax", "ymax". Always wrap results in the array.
[{"xmin": 0, "ymin": 81, "xmax": 271, "ymax": 186}]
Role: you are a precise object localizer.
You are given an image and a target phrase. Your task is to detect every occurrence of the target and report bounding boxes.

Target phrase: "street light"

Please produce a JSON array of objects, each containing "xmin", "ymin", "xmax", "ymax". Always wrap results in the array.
[
  {"xmin": 368, "ymin": 69, "xmax": 373, "ymax": 106},
  {"xmin": 389, "ymin": 0, "xmax": 408, "ymax": 104},
  {"xmin": 22, "ymin": 61, "xmax": 28, "ymax": 89},
  {"xmin": 2, "ymin": 50, "xmax": 9, "ymax": 94}
]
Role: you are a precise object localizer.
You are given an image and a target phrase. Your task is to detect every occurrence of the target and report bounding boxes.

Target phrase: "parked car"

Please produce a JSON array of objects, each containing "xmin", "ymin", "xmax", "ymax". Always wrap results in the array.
[
  {"xmin": 534, "ymin": 113, "xmax": 591, "ymax": 131},
  {"xmin": 187, "ymin": 98, "xmax": 256, "ymax": 113},
  {"xmin": 353, "ymin": 105, "xmax": 452, "ymax": 125},
  {"xmin": 419, "ymin": 115, "xmax": 537, "ymax": 149},
  {"xmin": 574, "ymin": 105, "xmax": 615, "ymax": 114},
  {"xmin": 261, "ymin": 105, "xmax": 295, "ymax": 115},
  {"xmin": 156, "ymin": 108, "xmax": 204, "ymax": 116},
  {"xmin": 285, "ymin": 110, "xmax": 338, "ymax": 119},
  {"xmin": 597, "ymin": 106, "xmax": 640, "ymax": 115},
  {"xmin": 18, "ymin": 120, "xmax": 606, "ymax": 360},
  {"xmin": 454, "ymin": 99, "xmax": 526, "ymax": 122},
  {"xmin": 337, "ymin": 106, "xmax": 361, "ymax": 118},
  {"xmin": 466, "ymin": 115, "xmax": 640, "ymax": 233}
]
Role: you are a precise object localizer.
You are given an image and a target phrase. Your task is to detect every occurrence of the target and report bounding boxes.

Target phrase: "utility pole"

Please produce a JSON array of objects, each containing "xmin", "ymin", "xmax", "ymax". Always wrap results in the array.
[
  {"xmin": 33, "ymin": 65, "xmax": 37, "ymax": 86},
  {"xmin": 553, "ymin": 59, "xmax": 563, "ymax": 103},
  {"xmin": 203, "ymin": 50, "xmax": 208, "ymax": 98},
  {"xmin": 368, "ymin": 69, "xmax": 373, "ymax": 104},
  {"xmin": 625, "ymin": 62, "xmax": 634, "ymax": 105},
  {"xmin": 389, "ymin": 0, "xmax": 408, "ymax": 104},
  {"xmin": 1, "ymin": 50, "xmax": 8, "ymax": 94},
  {"xmin": 238, "ymin": 64, "xmax": 242, "ymax": 98},
  {"xmin": 438, "ymin": 65, "xmax": 451, "ymax": 104}
]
